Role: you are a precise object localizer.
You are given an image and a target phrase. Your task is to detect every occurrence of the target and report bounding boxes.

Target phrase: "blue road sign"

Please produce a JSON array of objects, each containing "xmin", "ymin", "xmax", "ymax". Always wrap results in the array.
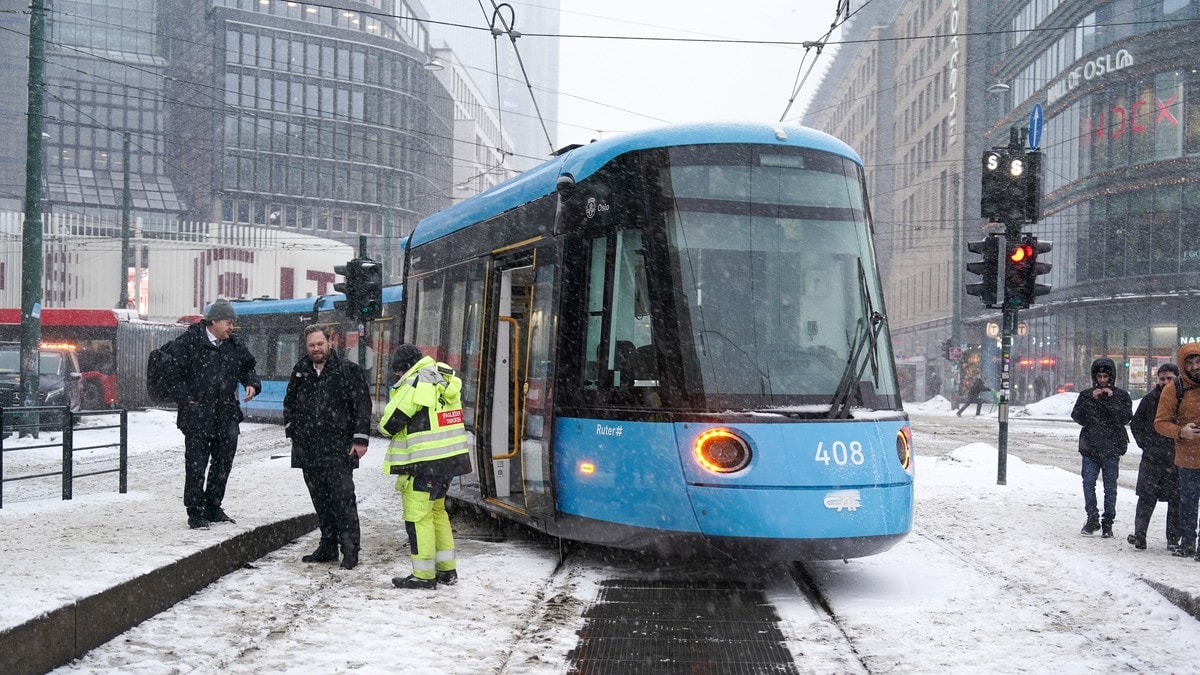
[{"xmin": 1028, "ymin": 103, "xmax": 1044, "ymax": 150}]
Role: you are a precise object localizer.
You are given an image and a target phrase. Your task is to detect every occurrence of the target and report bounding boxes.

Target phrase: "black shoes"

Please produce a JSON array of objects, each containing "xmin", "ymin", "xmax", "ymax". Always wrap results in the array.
[
  {"xmin": 340, "ymin": 550, "xmax": 359, "ymax": 570},
  {"xmin": 1081, "ymin": 517, "xmax": 1101, "ymax": 535},
  {"xmin": 392, "ymin": 575, "xmax": 437, "ymax": 589},
  {"xmin": 188, "ymin": 515, "xmax": 210, "ymax": 529},
  {"xmin": 205, "ymin": 508, "xmax": 235, "ymax": 524},
  {"xmin": 436, "ymin": 569, "xmax": 458, "ymax": 585},
  {"xmin": 1127, "ymin": 533, "xmax": 1146, "ymax": 550},
  {"xmin": 1173, "ymin": 545, "xmax": 1196, "ymax": 558},
  {"xmin": 301, "ymin": 545, "xmax": 340, "ymax": 563},
  {"xmin": 1101, "ymin": 523, "xmax": 1113, "ymax": 538}
]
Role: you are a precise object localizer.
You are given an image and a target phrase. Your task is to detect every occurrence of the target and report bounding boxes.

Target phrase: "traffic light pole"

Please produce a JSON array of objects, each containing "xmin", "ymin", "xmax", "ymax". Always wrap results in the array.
[
  {"xmin": 976, "ymin": 126, "xmax": 1050, "ymax": 485},
  {"xmin": 997, "ymin": 283, "xmax": 1017, "ymax": 485},
  {"xmin": 358, "ymin": 235, "xmax": 367, "ymax": 370}
]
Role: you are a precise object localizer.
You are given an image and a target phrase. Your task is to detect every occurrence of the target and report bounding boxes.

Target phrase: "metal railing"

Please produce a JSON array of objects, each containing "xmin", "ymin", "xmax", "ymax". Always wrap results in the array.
[{"xmin": 0, "ymin": 406, "xmax": 128, "ymax": 508}]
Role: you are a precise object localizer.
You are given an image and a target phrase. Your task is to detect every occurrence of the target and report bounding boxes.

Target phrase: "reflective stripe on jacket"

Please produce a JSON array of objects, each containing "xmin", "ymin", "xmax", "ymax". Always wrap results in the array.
[{"xmin": 379, "ymin": 356, "xmax": 469, "ymax": 473}]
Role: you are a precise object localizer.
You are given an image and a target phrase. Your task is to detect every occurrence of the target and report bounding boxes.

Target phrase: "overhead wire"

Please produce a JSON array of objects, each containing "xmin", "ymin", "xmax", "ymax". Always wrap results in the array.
[
  {"xmin": 484, "ymin": 1, "xmax": 555, "ymax": 154},
  {"xmin": 778, "ymin": 0, "xmax": 865, "ymax": 122},
  {"xmin": 5, "ymin": 0, "xmax": 1191, "ymax": 208}
]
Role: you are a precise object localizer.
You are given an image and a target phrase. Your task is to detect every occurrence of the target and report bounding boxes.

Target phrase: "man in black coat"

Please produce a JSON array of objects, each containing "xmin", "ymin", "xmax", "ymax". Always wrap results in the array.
[
  {"xmin": 162, "ymin": 299, "xmax": 261, "ymax": 529},
  {"xmin": 956, "ymin": 377, "xmax": 991, "ymax": 416},
  {"xmin": 1127, "ymin": 363, "xmax": 1181, "ymax": 550},
  {"xmin": 1071, "ymin": 357, "xmax": 1133, "ymax": 538},
  {"xmin": 283, "ymin": 325, "xmax": 372, "ymax": 570}
]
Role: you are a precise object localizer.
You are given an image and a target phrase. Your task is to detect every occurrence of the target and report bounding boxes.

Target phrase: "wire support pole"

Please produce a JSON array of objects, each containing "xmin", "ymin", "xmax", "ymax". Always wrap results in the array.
[{"xmin": 20, "ymin": 0, "xmax": 47, "ymax": 421}]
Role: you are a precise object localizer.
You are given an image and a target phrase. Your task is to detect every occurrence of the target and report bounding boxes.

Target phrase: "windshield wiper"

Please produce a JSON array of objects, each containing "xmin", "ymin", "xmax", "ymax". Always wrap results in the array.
[{"xmin": 828, "ymin": 260, "xmax": 886, "ymax": 419}]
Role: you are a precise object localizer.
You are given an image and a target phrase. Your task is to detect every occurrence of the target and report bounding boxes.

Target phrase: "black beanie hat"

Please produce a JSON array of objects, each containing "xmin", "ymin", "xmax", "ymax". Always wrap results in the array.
[{"xmin": 390, "ymin": 343, "xmax": 424, "ymax": 373}]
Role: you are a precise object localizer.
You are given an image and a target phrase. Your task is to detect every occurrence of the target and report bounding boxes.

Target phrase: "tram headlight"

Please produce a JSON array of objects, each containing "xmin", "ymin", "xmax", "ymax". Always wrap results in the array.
[
  {"xmin": 897, "ymin": 426, "xmax": 913, "ymax": 471},
  {"xmin": 694, "ymin": 429, "xmax": 751, "ymax": 473}
]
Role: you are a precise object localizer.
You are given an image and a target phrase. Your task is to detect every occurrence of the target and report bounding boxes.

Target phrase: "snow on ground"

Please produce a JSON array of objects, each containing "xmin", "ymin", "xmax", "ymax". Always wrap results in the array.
[{"xmin": 2, "ymin": 398, "xmax": 1200, "ymax": 673}]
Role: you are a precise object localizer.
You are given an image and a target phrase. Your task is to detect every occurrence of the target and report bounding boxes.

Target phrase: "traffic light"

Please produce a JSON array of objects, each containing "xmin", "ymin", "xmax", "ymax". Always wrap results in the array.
[
  {"xmin": 1026, "ymin": 236, "xmax": 1052, "ymax": 302},
  {"xmin": 355, "ymin": 259, "xmax": 383, "ymax": 322},
  {"xmin": 1003, "ymin": 234, "xmax": 1052, "ymax": 308},
  {"xmin": 981, "ymin": 150, "xmax": 1042, "ymax": 224},
  {"xmin": 965, "ymin": 234, "xmax": 1001, "ymax": 307},
  {"xmin": 333, "ymin": 262, "xmax": 358, "ymax": 320},
  {"xmin": 333, "ymin": 259, "xmax": 383, "ymax": 322}
]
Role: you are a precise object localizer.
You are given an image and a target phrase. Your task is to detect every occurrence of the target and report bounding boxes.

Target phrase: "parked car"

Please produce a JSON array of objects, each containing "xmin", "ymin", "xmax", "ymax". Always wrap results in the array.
[{"xmin": 0, "ymin": 342, "xmax": 83, "ymax": 430}]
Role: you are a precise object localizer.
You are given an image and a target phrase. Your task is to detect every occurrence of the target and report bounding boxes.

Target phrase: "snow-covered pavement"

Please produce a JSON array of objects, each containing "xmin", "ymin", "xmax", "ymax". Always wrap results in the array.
[{"xmin": 3, "ymin": 400, "xmax": 1200, "ymax": 673}]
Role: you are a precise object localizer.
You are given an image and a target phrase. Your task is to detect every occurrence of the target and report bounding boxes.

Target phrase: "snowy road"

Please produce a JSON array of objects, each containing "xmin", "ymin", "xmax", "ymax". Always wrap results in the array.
[
  {"xmin": 9, "ymin": 402, "xmax": 1200, "ymax": 673},
  {"xmin": 908, "ymin": 406, "xmax": 1139, "ymax": 490}
]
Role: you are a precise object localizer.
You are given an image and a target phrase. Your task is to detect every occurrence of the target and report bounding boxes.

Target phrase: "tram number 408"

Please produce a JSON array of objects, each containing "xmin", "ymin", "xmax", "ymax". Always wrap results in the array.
[{"xmin": 814, "ymin": 440, "xmax": 866, "ymax": 466}]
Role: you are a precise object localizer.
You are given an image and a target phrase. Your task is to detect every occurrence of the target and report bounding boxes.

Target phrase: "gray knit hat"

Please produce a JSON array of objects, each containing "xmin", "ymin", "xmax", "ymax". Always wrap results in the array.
[{"xmin": 205, "ymin": 298, "xmax": 237, "ymax": 322}]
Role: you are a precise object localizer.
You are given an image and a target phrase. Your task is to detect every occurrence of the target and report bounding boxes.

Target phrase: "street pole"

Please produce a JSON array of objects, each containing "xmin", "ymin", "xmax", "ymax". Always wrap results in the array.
[
  {"xmin": 996, "ymin": 127, "xmax": 1025, "ymax": 485},
  {"xmin": 951, "ymin": 173, "xmax": 962, "ymax": 404},
  {"xmin": 997, "ymin": 297, "xmax": 1016, "ymax": 485},
  {"xmin": 358, "ymin": 235, "xmax": 367, "ymax": 369},
  {"xmin": 118, "ymin": 132, "xmax": 131, "ymax": 309},
  {"xmin": 20, "ymin": 0, "xmax": 47, "ymax": 417},
  {"xmin": 382, "ymin": 174, "xmax": 393, "ymax": 283}
]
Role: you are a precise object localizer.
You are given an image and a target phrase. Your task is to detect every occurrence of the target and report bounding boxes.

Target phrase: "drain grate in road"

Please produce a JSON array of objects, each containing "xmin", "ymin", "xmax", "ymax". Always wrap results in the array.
[{"xmin": 567, "ymin": 579, "xmax": 798, "ymax": 674}]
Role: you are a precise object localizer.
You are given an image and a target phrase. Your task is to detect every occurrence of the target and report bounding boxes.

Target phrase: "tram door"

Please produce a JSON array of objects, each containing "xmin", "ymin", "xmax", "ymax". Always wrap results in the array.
[{"xmin": 486, "ymin": 258, "xmax": 556, "ymax": 519}]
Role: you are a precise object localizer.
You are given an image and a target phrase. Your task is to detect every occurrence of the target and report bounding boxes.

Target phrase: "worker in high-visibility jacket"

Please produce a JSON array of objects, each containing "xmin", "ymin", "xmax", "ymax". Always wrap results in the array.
[{"xmin": 379, "ymin": 344, "xmax": 472, "ymax": 590}]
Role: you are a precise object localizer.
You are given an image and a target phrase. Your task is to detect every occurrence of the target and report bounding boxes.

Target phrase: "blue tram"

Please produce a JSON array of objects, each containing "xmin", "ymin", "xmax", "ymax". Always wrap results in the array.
[
  {"xmin": 403, "ymin": 122, "xmax": 914, "ymax": 560},
  {"xmin": 229, "ymin": 285, "xmax": 403, "ymax": 419}
]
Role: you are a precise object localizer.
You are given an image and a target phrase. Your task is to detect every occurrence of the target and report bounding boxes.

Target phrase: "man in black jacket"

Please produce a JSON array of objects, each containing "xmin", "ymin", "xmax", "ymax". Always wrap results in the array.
[
  {"xmin": 162, "ymin": 299, "xmax": 261, "ymax": 529},
  {"xmin": 1127, "ymin": 363, "xmax": 1181, "ymax": 550},
  {"xmin": 284, "ymin": 325, "xmax": 372, "ymax": 570},
  {"xmin": 1071, "ymin": 357, "xmax": 1133, "ymax": 538}
]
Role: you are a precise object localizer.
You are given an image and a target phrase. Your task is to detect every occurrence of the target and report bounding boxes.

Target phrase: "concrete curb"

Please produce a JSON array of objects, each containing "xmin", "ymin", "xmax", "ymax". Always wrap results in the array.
[
  {"xmin": 1143, "ymin": 578, "xmax": 1200, "ymax": 622},
  {"xmin": 0, "ymin": 513, "xmax": 317, "ymax": 675}
]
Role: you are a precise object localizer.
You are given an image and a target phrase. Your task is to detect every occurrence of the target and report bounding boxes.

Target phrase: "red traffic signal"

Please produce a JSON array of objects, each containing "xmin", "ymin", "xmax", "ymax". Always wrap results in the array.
[
  {"xmin": 1008, "ymin": 243, "xmax": 1033, "ymax": 264},
  {"xmin": 1003, "ymin": 235, "xmax": 1052, "ymax": 308}
]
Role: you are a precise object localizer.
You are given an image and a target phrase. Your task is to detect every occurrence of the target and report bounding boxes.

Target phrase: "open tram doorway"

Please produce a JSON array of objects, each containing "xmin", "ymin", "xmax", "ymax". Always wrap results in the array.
[{"xmin": 484, "ymin": 255, "xmax": 556, "ymax": 521}]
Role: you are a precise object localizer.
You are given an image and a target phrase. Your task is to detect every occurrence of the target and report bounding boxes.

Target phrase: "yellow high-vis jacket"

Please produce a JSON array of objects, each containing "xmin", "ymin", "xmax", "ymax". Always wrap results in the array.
[{"xmin": 379, "ymin": 355, "xmax": 470, "ymax": 476}]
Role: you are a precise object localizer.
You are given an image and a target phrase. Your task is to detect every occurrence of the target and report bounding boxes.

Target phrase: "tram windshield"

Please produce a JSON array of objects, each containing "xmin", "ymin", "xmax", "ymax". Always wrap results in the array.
[{"xmin": 660, "ymin": 144, "xmax": 899, "ymax": 408}]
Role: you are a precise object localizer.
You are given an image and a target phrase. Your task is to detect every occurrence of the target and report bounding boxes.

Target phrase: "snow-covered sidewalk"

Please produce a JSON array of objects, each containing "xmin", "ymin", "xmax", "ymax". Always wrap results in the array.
[{"xmin": 4, "ymin": 406, "xmax": 1200, "ymax": 673}]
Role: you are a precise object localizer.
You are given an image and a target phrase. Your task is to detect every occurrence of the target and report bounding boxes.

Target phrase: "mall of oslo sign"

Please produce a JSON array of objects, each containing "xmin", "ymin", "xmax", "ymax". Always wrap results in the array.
[{"xmin": 1047, "ymin": 49, "xmax": 1134, "ymax": 105}]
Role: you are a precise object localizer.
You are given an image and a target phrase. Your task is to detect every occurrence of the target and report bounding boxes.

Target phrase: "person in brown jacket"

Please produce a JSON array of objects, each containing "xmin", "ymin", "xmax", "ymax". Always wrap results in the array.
[{"xmin": 1155, "ymin": 342, "xmax": 1200, "ymax": 559}]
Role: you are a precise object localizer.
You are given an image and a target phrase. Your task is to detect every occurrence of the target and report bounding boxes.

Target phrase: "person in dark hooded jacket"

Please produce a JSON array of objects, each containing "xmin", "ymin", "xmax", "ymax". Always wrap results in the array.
[
  {"xmin": 1071, "ymin": 357, "xmax": 1133, "ymax": 538},
  {"xmin": 1126, "ymin": 363, "xmax": 1181, "ymax": 551},
  {"xmin": 283, "ymin": 324, "xmax": 372, "ymax": 570},
  {"xmin": 161, "ymin": 299, "xmax": 261, "ymax": 529}
]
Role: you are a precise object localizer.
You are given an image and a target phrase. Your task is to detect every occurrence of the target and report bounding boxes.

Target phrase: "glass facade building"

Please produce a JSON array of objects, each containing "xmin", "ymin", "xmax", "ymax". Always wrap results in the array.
[
  {"xmin": 42, "ymin": 0, "xmax": 182, "ymax": 227},
  {"xmin": 177, "ymin": 0, "xmax": 453, "ymax": 268},
  {"xmin": 0, "ymin": 0, "xmax": 455, "ymax": 273},
  {"xmin": 803, "ymin": 0, "xmax": 1200, "ymax": 402},
  {"xmin": 985, "ymin": 0, "xmax": 1200, "ymax": 397}
]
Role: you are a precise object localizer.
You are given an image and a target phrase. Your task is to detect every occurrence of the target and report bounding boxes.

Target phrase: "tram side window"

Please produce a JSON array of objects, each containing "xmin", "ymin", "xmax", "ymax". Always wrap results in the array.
[
  {"xmin": 581, "ymin": 237, "xmax": 606, "ymax": 389},
  {"xmin": 580, "ymin": 229, "xmax": 657, "ymax": 400},
  {"xmin": 411, "ymin": 275, "xmax": 446, "ymax": 362},
  {"xmin": 408, "ymin": 264, "xmax": 486, "ymax": 431},
  {"xmin": 457, "ymin": 269, "xmax": 486, "ymax": 429},
  {"xmin": 275, "ymin": 334, "xmax": 300, "ymax": 379},
  {"xmin": 437, "ymin": 263, "xmax": 486, "ymax": 430}
]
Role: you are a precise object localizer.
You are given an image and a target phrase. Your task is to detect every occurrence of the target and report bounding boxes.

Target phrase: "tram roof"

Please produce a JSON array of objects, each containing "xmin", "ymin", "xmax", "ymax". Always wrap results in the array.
[
  {"xmin": 412, "ymin": 122, "xmax": 863, "ymax": 248},
  {"xmin": 218, "ymin": 285, "xmax": 402, "ymax": 317}
]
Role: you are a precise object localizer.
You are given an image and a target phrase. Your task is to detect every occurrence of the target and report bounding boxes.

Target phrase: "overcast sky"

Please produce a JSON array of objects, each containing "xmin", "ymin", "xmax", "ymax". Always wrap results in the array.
[{"xmin": 554, "ymin": 0, "xmax": 840, "ymax": 143}]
